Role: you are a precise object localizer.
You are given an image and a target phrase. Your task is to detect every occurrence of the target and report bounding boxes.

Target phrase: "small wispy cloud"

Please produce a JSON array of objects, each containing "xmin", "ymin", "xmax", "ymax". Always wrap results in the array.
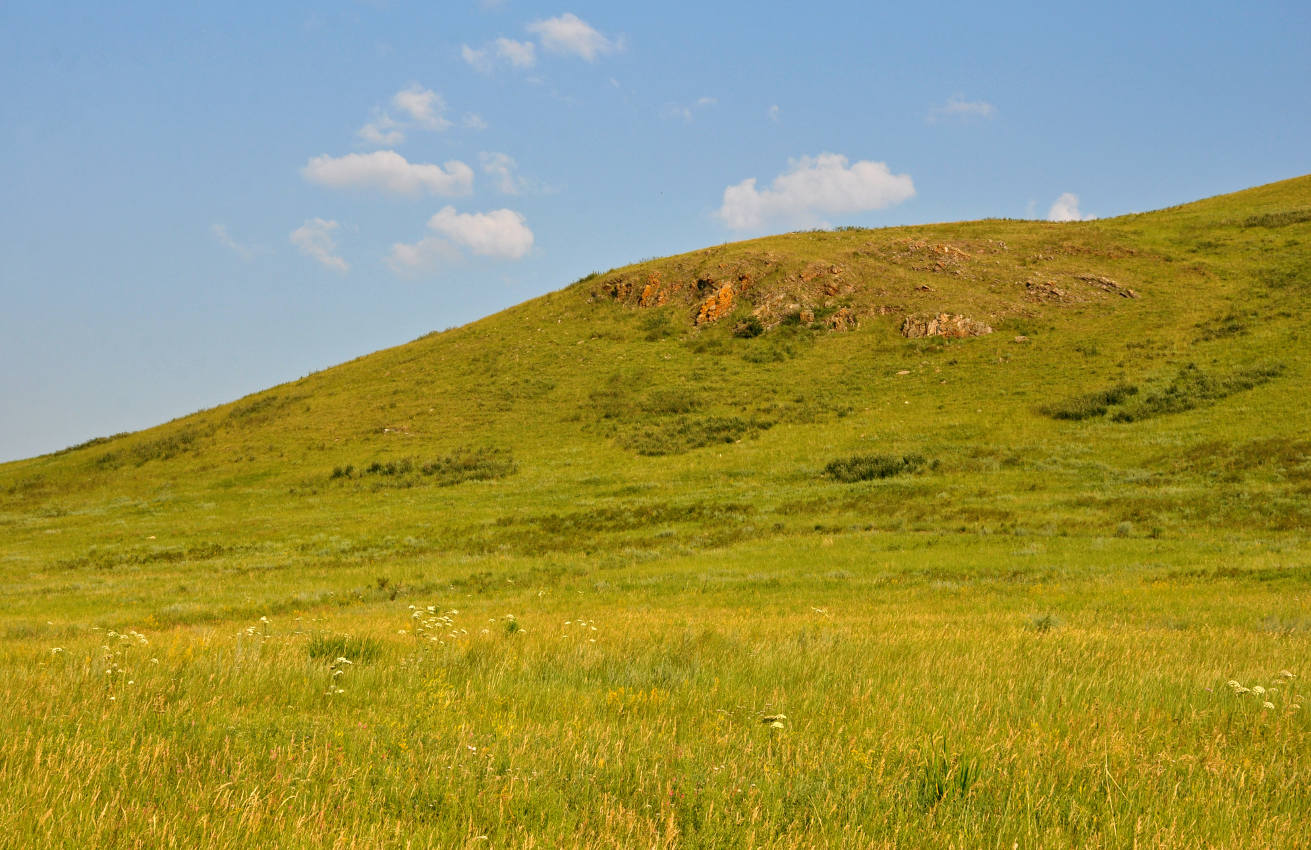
[
  {"xmin": 461, "ymin": 44, "xmax": 493, "ymax": 73},
  {"xmin": 1047, "ymin": 193, "xmax": 1096, "ymax": 222},
  {"xmin": 211, "ymin": 223, "xmax": 254, "ymax": 261},
  {"xmin": 388, "ymin": 206, "xmax": 534, "ymax": 273},
  {"xmin": 302, "ymin": 151, "xmax": 474, "ymax": 196},
  {"xmin": 462, "ymin": 37, "xmax": 537, "ymax": 73},
  {"xmin": 357, "ymin": 113, "xmax": 405, "ymax": 146},
  {"xmin": 494, "ymin": 37, "xmax": 536, "ymax": 68},
  {"xmin": 479, "ymin": 152, "xmax": 528, "ymax": 195},
  {"xmin": 768, "ymin": 104, "xmax": 780, "ymax": 122},
  {"xmin": 391, "ymin": 84, "xmax": 450, "ymax": 130},
  {"xmin": 356, "ymin": 84, "xmax": 456, "ymax": 146},
  {"xmin": 717, "ymin": 153, "xmax": 915, "ymax": 231},
  {"xmin": 462, "ymin": 113, "xmax": 488, "ymax": 130},
  {"xmin": 527, "ymin": 13, "xmax": 620, "ymax": 61},
  {"xmin": 662, "ymin": 96, "xmax": 717, "ymax": 123},
  {"xmin": 927, "ymin": 94, "xmax": 997, "ymax": 123},
  {"xmin": 290, "ymin": 218, "xmax": 348, "ymax": 273}
]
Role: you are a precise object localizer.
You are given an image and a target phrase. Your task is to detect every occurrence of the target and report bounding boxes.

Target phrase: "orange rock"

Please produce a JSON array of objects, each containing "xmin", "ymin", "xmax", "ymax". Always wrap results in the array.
[
  {"xmin": 696, "ymin": 284, "xmax": 735, "ymax": 324},
  {"xmin": 828, "ymin": 306, "xmax": 858, "ymax": 331}
]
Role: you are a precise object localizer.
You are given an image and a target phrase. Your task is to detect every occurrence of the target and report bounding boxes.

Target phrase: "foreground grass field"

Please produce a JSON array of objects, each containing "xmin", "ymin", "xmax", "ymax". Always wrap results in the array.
[
  {"xmin": 3, "ymin": 535, "xmax": 1308, "ymax": 848},
  {"xmin": 2, "ymin": 176, "xmax": 1309, "ymax": 846}
]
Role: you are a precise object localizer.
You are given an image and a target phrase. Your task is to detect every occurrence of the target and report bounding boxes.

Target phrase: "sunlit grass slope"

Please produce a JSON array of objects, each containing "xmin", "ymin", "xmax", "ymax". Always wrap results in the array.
[{"xmin": 1, "ymin": 176, "xmax": 1309, "ymax": 848}]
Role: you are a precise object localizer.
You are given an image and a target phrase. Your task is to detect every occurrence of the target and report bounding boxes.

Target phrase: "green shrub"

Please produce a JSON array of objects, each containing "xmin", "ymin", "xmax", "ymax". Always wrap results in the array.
[
  {"xmin": 915, "ymin": 751, "xmax": 981, "ymax": 811},
  {"xmin": 733, "ymin": 317, "xmax": 765, "ymax": 338},
  {"xmin": 1111, "ymin": 363, "xmax": 1283, "ymax": 422},
  {"xmin": 1242, "ymin": 208, "xmax": 1311, "ymax": 228},
  {"xmin": 824, "ymin": 454, "xmax": 928, "ymax": 482},
  {"xmin": 1040, "ymin": 383, "xmax": 1139, "ymax": 420},
  {"xmin": 331, "ymin": 448, "xmax": 515, "ymax": 486},
  {"xmin": 620, "ymin": 416, "xmax": 771, "ymax": 456}
]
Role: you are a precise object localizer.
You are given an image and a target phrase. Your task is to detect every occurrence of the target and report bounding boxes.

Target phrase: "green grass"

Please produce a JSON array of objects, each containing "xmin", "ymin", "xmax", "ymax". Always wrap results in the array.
[{"xmin": 2, "ymin": 175, "xmax": 1311, "ymax": 847}]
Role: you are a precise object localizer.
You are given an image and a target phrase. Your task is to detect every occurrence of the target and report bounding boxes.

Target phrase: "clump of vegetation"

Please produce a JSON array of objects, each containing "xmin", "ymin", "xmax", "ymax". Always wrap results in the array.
[
  {"xmin": 331, "ymin": 447, "xmax": 516, "ymax": 486},
  {"xmin": 1042, "ymin": 364, "xmax": 1284, "ymax": 423},
  {"xmin": 1111, "ymin": 362, "xmax": 1284, "ymax": 422},
  {"xmin": 94, "ymin": 426, "xmax": 212, "ymax": 469},
  {"xmin": 1040, "ymin": 383, "xmax": 1139, "ymax": 420},
  {"xmin": 824, "ymin": 453, "xmax": 929, "ymax": 482},
  {"xmin": 307, "ymin": 633, "xmax": 382, "ymax": 664},
  {"xmin": 732, "ymin": 316, "xmax": 764, "ymax": 338},
  {"xmin": 1243, "ymin": 208, "xmax": 1311, "ymax": 228},
  {"xmin": 620, "ymin": 416, "xmax": 771, "ymax": 456},
  {"xmin": 914, "ymin": 751, "xmax": 981, "ymax": 811},
  {"xmin": 49, "ymin": 433, "xmax": 127, "ymax": 457},
  {"xmin": 1195, "ymin": 311, "xmax": 1250, "ymax": 342},
  {"xmin": 1028, "ymin": 612, "xmax": 1062, "ymax": 633}
]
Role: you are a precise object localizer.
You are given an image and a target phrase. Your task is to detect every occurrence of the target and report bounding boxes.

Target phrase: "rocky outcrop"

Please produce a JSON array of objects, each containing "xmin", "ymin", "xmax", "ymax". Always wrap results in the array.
[
  {"xmin": 1076, "ymin": 274, "xmax": 1138, "ymax": 298},
  {"xmin": 828, "ymin": 307, "xmax": 858, "ymax": 331},
  {"xmin": 1025, "ymin": 280, "xmax": 1069, "ymax": 302},
  {"xmin": 901, "ymin": 313, "xmax": 993, "ymax": 339},
  {"xmin": 696, "ymin": 284, "xmax": 735, "ymax": 324}
]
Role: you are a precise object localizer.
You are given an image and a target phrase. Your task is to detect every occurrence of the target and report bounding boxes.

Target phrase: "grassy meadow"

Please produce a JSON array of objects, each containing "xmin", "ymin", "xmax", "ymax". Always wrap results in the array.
[{"xmin": 1, "ymin": 177, "xmax": 1309, "ymax": 847}]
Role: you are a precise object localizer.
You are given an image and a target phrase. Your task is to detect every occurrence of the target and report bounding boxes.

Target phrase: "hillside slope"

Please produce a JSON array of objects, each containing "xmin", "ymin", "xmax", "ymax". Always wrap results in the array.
[
  {"xmin": 4, "ymin": 177, "xmax": 1311, "ymax": 849},
  {"xmin": 2, "ymin": 175, "xmax": 1309, "ymax": 618}
]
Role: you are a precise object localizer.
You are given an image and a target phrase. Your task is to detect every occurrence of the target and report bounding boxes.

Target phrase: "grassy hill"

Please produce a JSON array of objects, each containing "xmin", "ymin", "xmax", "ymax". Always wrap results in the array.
[{"xmin": 2, "ymin": 176, "xmax": 1309, "ymax": 847}]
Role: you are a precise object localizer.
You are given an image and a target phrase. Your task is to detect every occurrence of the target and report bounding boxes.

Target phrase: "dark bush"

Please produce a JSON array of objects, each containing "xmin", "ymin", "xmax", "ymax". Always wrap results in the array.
[
  {"xmin": 1040, "ymin": 383, "xmax": 1139, "ymax": 421},
  {"xmin": 332, "ymin": 448, "xmax": 515, "ymax": 486},
  {"xmin": 620, "ymin": 416, "xmax": 771, "ymax": 456},
  {"xmin": 1243, "ymin": 208, "xmax": 1311, "ymax": 228},
  {"xmin": 824, "ymin": 453, "xmax": 928, "ymax": 482},
  {"xmin": 733, "ymin": 317, "xmax": 765, "ymax": 338},
  {"xmin": 1111, "ymin": 363, "xmax": 1283, "ymax": 422}
]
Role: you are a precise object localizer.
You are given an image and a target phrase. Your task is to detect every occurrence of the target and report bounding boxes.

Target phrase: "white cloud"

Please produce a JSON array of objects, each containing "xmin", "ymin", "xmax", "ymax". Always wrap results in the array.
[
  {"xmin": 928, "ymin": 94, "xmax": 997, "ymax": 122},
  {"xmin": 302, "ymin": 151, "xmax": 474, "ymax": 196},
  {"xmin": 494, "ymin": 37, "xmax": 536, "ymax": 68},
  {"xmin": 1047, "ymin": 192, "xmax": 1096, "ymax": 222},
  {"xmin": 768, "ymin": 104, "xmax": 780, "ymax": 122},
  {"xmin": 391, "ymin": 84, "xmax": 449, "ymax": 130},
  {"xmin": 356, "ymin": 113, "xmax": 405, "ymax": 146},
  {"xmin": 461, "ymin": 44, "xmax": 492, "ymax": 73},
  {"xmin": 717, "ymin": 153, "xmax": 915, "ymax": 231},
  {"xmin": 356, "ymin": 85, "xmax": 456, "ymax": 146},
  {"xmin": 463, "ymin": 113, "xmax": 488, "ymax": 130},
  {"xmin": 388, "ymin": 206, "xmax": 534, "ymax": 272},
  {"xmin": 479, "ymin": 152, "xmax": 527, "ymax": 194},
  {"xmin": 430, "ymin": 206, "xmax": 533, "ymax": 257},
  {"xmin": 290, "ymin": 218, "xmax": 348, "ymax": 273},
  {"xmin": 464, "ymin": 37, "xmax": 539, "ymax": 73},
  {"xmin": 387, "ymin": 235, "xmax": 461, "ymax": 273},
  {"xmin": 211, "ymin": 223, "xmax": 254, "ymax": 260},
  {"xmin": 527, "ymin": 13, "xmax": 619, "ymax": 61}
]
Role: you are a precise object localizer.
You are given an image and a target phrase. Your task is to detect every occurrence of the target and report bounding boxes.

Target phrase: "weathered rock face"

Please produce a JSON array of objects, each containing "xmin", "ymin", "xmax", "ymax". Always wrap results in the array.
[
  {"xmin": 696, "ymin": 284, "xmax": 735, "ymax": 324},
  {"xmin": 827, "ymin": 306, "xmax": 858, "ymax": 331},
  {"xmin": 900, "ymin": 313, "xmax": 993, "ymax": 339}
]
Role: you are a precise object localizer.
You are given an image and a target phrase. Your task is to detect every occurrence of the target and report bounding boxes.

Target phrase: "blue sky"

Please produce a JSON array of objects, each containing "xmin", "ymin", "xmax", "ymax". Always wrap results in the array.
[{"xmin": 2, "ymin": 0, "xmax": 1308, "ymax": 462}]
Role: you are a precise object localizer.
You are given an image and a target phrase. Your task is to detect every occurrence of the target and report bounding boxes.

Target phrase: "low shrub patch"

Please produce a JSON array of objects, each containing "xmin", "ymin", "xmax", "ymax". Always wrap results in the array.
[
  {"xmin": 824, "ymin": 453, "xmax": 929, "ymax": 482},
  {"xmin": 331, "ymin": 447, "xmax": 515, "ymax": 486}
]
